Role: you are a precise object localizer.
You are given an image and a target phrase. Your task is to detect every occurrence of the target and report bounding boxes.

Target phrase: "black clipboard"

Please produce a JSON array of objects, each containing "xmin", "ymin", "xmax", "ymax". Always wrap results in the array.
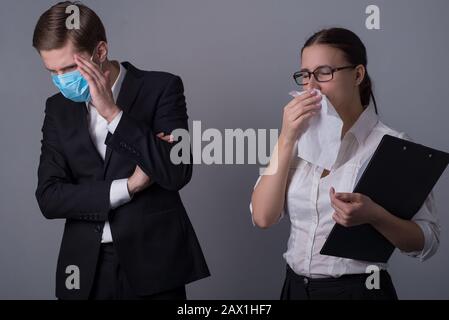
[{"xmin": 320, "ymin": 134, "xmax": 449, "ymax": 263}]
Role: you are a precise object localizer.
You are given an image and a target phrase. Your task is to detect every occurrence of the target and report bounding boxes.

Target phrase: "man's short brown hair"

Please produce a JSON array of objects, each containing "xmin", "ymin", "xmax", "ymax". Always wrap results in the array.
[{"xmin": 32, "ymin": 1, "xmax": 107, "ymax": 53}]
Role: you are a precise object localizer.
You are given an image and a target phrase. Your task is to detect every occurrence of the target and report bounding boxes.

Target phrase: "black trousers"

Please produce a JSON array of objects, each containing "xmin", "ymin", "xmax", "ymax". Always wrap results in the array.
[
  {"xmin": 280, "ymin": 265, "xmax": 398, "ymax": 300},
  {"xmin": 88, "ymin": 243, "xmax": 186, "ymax": 300}
]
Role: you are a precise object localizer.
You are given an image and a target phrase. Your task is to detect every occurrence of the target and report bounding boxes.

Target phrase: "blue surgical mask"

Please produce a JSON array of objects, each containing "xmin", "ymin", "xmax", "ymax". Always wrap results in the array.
[
  {"xmin": 51, "ymin": 47, "xmax": 102, "ymax": 103},
  {"xmin": 51, "ymin": 69, "xmax": 91, "ymax": 103}
]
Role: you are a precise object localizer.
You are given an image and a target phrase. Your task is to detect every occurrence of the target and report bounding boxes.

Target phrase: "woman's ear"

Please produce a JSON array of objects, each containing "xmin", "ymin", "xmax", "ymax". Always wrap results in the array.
[{"xmin": 354, "ymin": 64, "xmax": 366, "ymax": 86}]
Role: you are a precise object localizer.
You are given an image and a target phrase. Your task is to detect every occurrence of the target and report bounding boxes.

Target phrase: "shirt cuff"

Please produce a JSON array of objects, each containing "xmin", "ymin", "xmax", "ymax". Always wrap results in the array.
[
  {"xmin": 400, "ymin": 220, "xmax": 440, "ymax": 262},
  {"xmin": 107, "ymin": 110, "xmax": 123, "ymax": 134},
  {"xmin": 110, "ymin": 178, "xmax": 132, "ymax": 210}
]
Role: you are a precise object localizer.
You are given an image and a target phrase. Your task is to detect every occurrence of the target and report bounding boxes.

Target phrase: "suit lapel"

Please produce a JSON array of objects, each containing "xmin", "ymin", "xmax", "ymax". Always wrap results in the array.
[{"xmin": 102, "ymin": 62, "xmax": 144, "ymax": 177}]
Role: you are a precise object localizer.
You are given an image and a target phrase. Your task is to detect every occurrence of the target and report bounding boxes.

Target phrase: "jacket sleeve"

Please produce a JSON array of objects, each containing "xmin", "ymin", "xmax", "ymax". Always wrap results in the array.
[
  {"xmin": 35, "ymin": 98, "xmax": 112, "ymax": 221},
  {"xmin": 106, "ymin": 75, "xmax": 192, "ymax": 191}
]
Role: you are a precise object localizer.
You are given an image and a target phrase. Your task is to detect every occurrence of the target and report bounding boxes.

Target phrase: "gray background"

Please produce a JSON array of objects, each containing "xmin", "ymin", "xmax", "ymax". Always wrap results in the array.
[{"xmin": 0, "ymin": 0, "xmax": 448, "ymax": 299}]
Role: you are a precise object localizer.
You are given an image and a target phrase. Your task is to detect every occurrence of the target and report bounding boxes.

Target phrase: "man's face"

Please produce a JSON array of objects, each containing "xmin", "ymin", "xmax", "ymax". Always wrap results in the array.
[{"xmin": 39, "ymin": 40, "xmax": 91, "ymax": 75}]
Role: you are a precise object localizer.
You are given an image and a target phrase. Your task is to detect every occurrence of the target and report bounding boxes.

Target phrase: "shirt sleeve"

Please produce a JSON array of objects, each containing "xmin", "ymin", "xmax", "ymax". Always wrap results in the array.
[
  {"xmin": 109, "ymin": 178, "xmax": 133, "ymax": 210},
  {"xmin": 399, "ymin": 190, "xmax": 440, "ymax": 261},
  {"xmin": 397, "ymin": 132, "xmax": 441, "ymax": 261},
  {"xmin": 107, "ymin": 110, "xmax": 123, "ymax": 134},
  {"xmin": 107, "ymin": 111, "xmax": 133, "ymax": 210},
  {"xmin": 249, "ymin": 140, "xmax": 302, "ymax": 227}
]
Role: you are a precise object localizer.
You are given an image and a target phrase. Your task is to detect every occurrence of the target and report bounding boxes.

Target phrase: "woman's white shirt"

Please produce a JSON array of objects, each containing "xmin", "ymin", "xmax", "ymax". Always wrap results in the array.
[{"xmin": 250, "ymin": 103, "xmax": 440, "ymax": 278}]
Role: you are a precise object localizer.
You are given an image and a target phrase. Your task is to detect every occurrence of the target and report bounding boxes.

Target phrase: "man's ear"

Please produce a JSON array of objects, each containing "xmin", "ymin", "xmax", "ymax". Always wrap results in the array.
[
  {"xmin": 96, "ymin": 41, "xmax": 108, "ymax": 64},
  {"xmin": 355, "ymin": 64, "xmax": 366, "ymax": 86}
]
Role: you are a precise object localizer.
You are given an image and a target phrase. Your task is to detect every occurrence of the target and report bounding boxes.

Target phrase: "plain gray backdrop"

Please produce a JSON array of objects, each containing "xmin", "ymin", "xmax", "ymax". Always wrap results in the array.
[{"xmin": 0, "ymin": 0, "xmax": 448, "ymax": 299}]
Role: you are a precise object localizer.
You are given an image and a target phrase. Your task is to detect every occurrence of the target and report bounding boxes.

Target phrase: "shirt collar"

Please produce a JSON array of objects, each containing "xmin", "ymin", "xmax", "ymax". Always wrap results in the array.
[
  {"xmin": 345, "ymin": 102, "xmax": 379, "ymax": 145},
  {"xmin": 85, "ymin": 61, "xmax": 127, "ymax": 110}
]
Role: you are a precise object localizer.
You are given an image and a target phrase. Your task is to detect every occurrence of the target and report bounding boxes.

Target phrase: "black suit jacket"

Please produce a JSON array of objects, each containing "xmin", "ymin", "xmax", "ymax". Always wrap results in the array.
[{"xmin": 35, "ymin": 62, "xmax": 210, "ymax": 299}]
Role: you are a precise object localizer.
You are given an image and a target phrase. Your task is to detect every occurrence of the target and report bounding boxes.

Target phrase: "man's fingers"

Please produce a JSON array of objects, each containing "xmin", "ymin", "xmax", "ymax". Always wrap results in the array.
[
  {"xmin": 104, "ymin": 70, "xmax": 111, "ymax": 83},
  {"xmin": 75, "ymin": 55, "xmax": 104, "ymax": 84},
  {"xmin": 158, "ymin": 135, "xmax": 172, "ymax": 142},
  {"xmin": 77, "ymin": 64, "xmax": 99, "ymax": 89},
  {"xmin": 75, "ymin": 55, "xmax": 104, "ymax": 79},
  {"xmin": 156, "ymin": 132, "xmax": 174, "ymax": 143},
  {"xmin": 76, "ymin": 59, "xmax": 98, "ymax": 83}
]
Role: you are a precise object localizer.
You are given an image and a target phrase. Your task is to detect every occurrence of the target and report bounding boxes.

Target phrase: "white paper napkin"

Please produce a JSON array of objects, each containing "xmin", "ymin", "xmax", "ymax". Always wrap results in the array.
[{"xmin": 288, "ymin": 89, "xmax": 343, "ymax": 170}]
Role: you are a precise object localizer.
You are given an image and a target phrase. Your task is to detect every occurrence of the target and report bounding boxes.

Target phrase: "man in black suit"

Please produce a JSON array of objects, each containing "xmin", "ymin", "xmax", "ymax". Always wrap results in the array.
[{"xmin": 33, "ymin": 1, "xmax": 209, "ymax": 300}]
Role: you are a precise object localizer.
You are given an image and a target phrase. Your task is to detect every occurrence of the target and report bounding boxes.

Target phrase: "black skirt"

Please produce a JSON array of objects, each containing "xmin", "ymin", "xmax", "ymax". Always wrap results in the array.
[{"xmin": 280, "ymin": 264, "xmax": 398, "ymax": 300}]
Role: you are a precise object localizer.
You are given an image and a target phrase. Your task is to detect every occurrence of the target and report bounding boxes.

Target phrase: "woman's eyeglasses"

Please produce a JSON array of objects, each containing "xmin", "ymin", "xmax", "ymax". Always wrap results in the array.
[{"xmin": 293, "ymin": 65, "xmax": 356, "ymax": 87}]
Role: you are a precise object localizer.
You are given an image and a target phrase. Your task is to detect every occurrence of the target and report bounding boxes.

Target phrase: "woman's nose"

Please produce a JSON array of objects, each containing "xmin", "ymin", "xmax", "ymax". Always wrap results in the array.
[
  {"xmin": 306, "ymin": 83, "xmax": 321, "ymax": 92},
  {"xmin": 306, "ymin": 76, "xmax": 321, "ymax": 91}
]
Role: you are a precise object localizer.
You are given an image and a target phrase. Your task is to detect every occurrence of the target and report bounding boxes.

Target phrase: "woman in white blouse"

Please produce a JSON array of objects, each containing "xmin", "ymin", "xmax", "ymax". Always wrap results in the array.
[{"xmin": 250, "ymin": 28, "xmax": 440, "ymax": 300}]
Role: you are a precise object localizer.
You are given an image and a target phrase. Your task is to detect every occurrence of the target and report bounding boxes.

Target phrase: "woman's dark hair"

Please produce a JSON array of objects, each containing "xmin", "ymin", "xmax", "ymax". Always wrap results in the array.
[{"xmin": 301, "ymin": 28, "xmax": 378, "ymax": 114}]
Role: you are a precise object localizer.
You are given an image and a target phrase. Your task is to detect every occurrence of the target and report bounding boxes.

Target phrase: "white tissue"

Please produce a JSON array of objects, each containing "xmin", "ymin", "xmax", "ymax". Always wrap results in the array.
[{"xmin": 288, "ymin": 89, "xmax": 343, "ymax": 171}]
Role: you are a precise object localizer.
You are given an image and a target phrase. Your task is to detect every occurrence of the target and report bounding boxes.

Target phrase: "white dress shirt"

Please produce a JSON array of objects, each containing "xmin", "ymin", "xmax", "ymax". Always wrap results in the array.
[
  {"xmin": 86, "ymin": 61, "xmax": 132, "ymax": 243},
  {"xmin": 250, "ymin": 103, "xmax": 440, "ymax": 278}
]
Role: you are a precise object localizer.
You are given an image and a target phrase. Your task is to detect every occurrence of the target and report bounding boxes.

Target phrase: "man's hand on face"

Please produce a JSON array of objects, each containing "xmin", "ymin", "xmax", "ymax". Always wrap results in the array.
[{"xmin": 74, "ymin": 54, "xmax": 120, "ymax": 123}]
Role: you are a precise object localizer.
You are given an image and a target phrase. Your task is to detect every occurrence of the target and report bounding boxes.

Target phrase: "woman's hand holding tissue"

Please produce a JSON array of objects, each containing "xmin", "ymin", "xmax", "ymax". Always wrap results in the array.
[{"xmin": 279, "ymin": 90, "xmax": 322, "ymax": 146}]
